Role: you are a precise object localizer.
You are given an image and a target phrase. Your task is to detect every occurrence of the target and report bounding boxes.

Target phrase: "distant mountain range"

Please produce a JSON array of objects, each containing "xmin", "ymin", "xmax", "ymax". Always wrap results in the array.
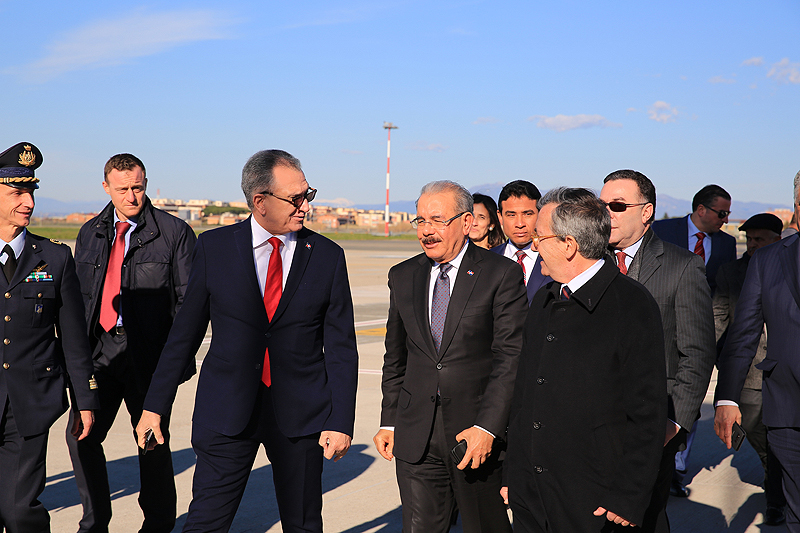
[
  {"xmin": 355, "ymin": 182, "xmax": 791, "ymax": 222},
  {"xmin": 34, "ymin": 197, "xmax": 108, "ymax": 217}
]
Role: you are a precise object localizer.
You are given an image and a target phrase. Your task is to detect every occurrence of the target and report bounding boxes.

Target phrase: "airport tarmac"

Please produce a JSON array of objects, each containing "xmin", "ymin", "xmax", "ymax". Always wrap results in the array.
[{"xmin": 41, "ymin": 239, "xmax": 784, "ymax": 532}]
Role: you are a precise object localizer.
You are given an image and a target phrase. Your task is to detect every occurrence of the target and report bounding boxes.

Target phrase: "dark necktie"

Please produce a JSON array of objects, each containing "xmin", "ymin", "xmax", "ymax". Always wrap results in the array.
[
  {"xmin": 616, "ymin": 251, "xmax": 628, "ymax": 275},
  {"xmin": 99, "ymin": 221, "xmax": 131, "ymax": 331},
  {"xmin": 262, "ymin": 237, "xmax": 283, "ymax": 386},
  {"xmin": 694, "ymin": 232, "xmax": 706, "ymax": 261},
  {"xmin": 515, "ymin": 250, "xmax": 527, "ymax": 281},
  {"xmin": 561, "ymin": 285, "xmax": 572, "ymax": 300},
  {"xmin": 2, "ymin": 245, "xmax": 16, "ymax": 283},
  {"xmin": 430, "ymin": 263, "xmax": 452, "ymax": 352}
]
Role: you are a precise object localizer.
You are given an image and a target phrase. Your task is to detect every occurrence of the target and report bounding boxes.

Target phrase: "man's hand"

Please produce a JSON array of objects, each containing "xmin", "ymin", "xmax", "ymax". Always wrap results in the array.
[
  {"xmin": 664, "ymin": 420, "xmax": 680, "ymax": 446},
  {"xmin": 593, "ymin": 507, "xmax": 636, "ymax": 527},
  {"xmin": 319, "ymin": 430, "xmax": 351, "ymax": 461},
  {"xmin": 714, "ymin": 405, "xmax": 742, "ymax": 449},
  {"xmin": 373, "ymin": 429, "xmax": 395, "ymax": 461},
  {"xmin": 71, "ymin": 410, "xmax": 95, "ymax": 441},
  {"xmin": 500, "ymin": 486, "xmax": 509, "ymax": 505},
  {"xmin": 454, "ymin": 427, "xmax": 494, "ymax": 470},
  {"xmin": 135, "ymin": 410, "xmax": 164, "ymax": 452}
]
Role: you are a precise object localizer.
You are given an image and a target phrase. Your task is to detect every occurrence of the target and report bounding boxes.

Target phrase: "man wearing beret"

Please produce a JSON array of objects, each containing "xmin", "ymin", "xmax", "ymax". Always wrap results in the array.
[
  {"xmin": 0, "ymin": 142, "xmax": 98, "ymax": 532},
  {"xmin": 713, "ymin": 213, "xmax": 786, "ymax": 525}
]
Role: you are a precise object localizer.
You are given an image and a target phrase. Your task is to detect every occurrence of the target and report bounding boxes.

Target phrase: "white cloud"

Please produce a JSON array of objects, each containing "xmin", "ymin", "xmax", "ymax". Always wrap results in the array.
[
  {"xmin": 767, "ymin": 58, "xmax": 800, "ymax": 84},
  {"xmin": 407, "ymin": 142, "xmax": 448, "ymax": 153},
  {"xmin": 647, "ymin": 101, "xmax": 678, "ymax": 123},
  {"xmin": 526, "ymin": 114, "xmax": 621, "ymax": 132},
  {"xmin": 14, "ymin": 9, "xmax": 235, "ymax": 82},
  {"xmin": 709, "ymin": 75, "xmax": 736, "ymax": 84},
  {"xmin": 626, "ymin": 107, "xmax": 638, "ymax": 113},
  {"xmin": 742, "ymin": 57, "xmax": 764, "ymax": 66},
  {"xmin": 340, "ymin": 149, "xmax": 363, "ymax": 155},
  {"xmin": 472, "ymin": 116, "xmax": 500, "ymax": 125}
]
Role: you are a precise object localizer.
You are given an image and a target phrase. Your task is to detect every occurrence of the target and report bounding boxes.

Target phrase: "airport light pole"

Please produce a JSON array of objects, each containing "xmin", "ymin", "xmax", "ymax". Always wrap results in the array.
[{"xmin": 383, "ymin": 122, "xmax": 398, "ymax": 237}]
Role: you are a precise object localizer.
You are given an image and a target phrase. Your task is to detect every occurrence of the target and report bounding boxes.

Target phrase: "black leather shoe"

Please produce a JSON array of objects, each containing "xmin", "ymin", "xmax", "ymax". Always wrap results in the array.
[
  {"xmin": 669, "ymin": 480, "xmax": 691, "ymax": 498},
  {"xmin": 764, "ymin": 506, "xmax": 786, "ymax": 525}
]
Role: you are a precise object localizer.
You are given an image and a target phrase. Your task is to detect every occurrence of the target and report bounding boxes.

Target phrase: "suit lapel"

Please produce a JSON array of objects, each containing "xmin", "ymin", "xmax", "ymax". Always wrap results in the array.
[
  {"xmin": 234, "ymin": 219, "xmax": 268, "ymax": 319},
  {"xmin": 438, "ymin": 245, "xmax": 480, "ymax": 359},
  {"xmin": 779, "ymin": 236, "xmax": 800, "ymax": 311},
  {"xmin": 271, "ymin": 228, "xmax": 314, "ymax": 324},
  {"xmin": 412, "ymin": 254, "xmax": 438, "ymax": 359},
  {"xmin": 631, "ymin": 230, "xmax": 662, "ymax": 285}
]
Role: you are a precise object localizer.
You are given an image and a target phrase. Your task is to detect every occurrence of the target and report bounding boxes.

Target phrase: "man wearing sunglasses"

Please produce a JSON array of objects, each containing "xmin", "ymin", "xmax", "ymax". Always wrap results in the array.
[
  {"xmin": 652, "ymin": 184, "xmax": 736, "ymax": 296},
  {"xmin": 600, "ymin": 170, "xmax": 716, "ymax": 532},
  {"xmin": 136, "ymin": 150, "xmax": 358, "ymax": 532}
]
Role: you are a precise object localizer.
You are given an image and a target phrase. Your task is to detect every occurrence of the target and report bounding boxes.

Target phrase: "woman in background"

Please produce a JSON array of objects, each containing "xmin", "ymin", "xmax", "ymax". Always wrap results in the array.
[{"xmin": 469, "ymin": 193, "xmax": 505, "ymax": 249}]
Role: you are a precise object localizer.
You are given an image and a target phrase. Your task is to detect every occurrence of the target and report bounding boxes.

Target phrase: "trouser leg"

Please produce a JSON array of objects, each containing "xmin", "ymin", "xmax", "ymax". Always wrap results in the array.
[
  {"xmin": 767, "ymin": 427, "xmax": 800, "ymax": 532},
  {"xmin": 639, "ymin": 432, "xmax": 683, "ymax": 533},
  {"xmin": 0, "ymin": 398, "xmax": 50, "ymax": 533}
]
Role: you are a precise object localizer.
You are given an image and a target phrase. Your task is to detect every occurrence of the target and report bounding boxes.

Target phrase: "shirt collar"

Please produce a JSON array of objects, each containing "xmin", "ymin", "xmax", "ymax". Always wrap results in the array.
[
  {"xmin": 433, "ymin": 240, "xmax": 469, "ymax": 272},
  {"xmin": 0, "ymin": 229, "xmax": 26, "ymax": 260},
  {"xmin": 564, "ymin": 259, "xmax": 605, "ymax": 294},
  {"xmin": 251, "ymin": 216, "xmax": 295, "ymax": 248},
  {"xmin": 620, "ymin": 234, "xmax": 645, "ymax": 258},
  {"xmin": 687, "ymin": 215, "xmax": 704, "ymax": 238}
]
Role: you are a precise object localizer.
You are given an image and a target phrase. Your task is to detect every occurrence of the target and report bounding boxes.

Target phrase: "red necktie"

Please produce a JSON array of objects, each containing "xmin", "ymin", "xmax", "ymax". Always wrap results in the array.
[
  {"xmin": 515, "ymin": 250, "xmax": 527, "ymax": 280},
  {"xmin": 262, "ymin": 237, "xmax": 283, "ymax": 386},
  {"xmin": 694, "ymin": 232, "xmax": 706, "ymax": 261},
  {"xmin": 99, "ymin": 221, "xmax": 131, "ymax": 332},
  {"xmin": 616, "ymin": 251, "xmax": 628, "ymax": 275}
]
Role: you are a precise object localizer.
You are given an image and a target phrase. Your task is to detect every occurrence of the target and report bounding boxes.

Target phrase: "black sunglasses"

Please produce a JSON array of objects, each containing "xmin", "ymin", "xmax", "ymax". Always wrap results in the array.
[
  {"xmin": 605, "ymin": 201, "xmax": 648, "ymax": 213},
  {"xmin": 260, "ymin": 187, "xmax": 317, "ymax": 209},
  {"xmin": 702, "ymin": 204, "xmax": 730, "ymax": 219}
]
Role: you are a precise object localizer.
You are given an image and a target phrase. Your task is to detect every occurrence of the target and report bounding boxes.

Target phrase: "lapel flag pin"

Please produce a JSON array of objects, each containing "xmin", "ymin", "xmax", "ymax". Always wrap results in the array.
[
  {"xmin": 467, "ymin": 270, "xmax": 474, "ymax": 276},
  {"xmin": 305, "ymin": 243, "xmax": 312, "ymax": 249}
]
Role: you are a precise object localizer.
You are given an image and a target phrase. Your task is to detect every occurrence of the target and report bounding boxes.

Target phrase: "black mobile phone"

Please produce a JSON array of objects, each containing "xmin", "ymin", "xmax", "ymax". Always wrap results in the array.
[
  {"xmin": 142, "ymin": 429, "xmax": 155, "ymax": 456},
  {"xmin": 450, "ymin": 440, "xmax": 468, "ymax": 464},
  {"xmin": 731, "ymin": 421, "xmax": 746, "ymax": 452}
]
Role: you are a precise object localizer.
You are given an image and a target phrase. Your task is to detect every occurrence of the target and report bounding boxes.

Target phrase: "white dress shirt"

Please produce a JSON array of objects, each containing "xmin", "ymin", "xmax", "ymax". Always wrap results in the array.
[
  {"xmin": 251, "ymin": 216, "xmax": 296, "ymax": 294},
  {"xmin": 502, "ymin": 241, "xmax": 539, "ymax": 285},
  {"xmin": 687, "ymin": 216, "xmax": 711, "ymax": 265}
]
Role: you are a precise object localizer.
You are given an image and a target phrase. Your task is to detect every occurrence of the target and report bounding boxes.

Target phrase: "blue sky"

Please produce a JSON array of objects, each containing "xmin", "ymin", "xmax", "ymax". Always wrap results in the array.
[{"xmin": 2, "ymin": 0, "xmax": 798, "ymax": 209}]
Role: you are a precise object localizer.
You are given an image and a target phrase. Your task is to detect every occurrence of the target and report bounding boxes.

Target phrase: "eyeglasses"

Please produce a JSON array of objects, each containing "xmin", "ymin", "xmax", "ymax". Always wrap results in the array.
[
  {"xmin": 702, "ymin": 204, "xmax": 730, "ymax": 219},
  {"xmin": 411, "ymin": 211, "xmax": 468, "ymax": 229},
  {"xmin": 605, "ymin": 201, "xmax": 648, "ymax": 213},
  {"xmin": 260, "ymin": 187, "xmax": 317, "ymax": 209},
  {"xmin": 532, "ymin": 232, "xmax": 561, "ymax": 248}
]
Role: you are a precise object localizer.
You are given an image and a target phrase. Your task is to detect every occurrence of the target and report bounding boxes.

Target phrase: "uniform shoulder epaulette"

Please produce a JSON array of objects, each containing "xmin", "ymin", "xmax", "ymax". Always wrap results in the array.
[{"xmin": 49, "ymin": 238, "xmax": 65, "ymax": 245}]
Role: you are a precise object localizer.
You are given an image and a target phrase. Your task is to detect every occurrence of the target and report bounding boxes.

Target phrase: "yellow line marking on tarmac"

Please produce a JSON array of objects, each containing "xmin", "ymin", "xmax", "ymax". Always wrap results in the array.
[{"xmin": 357, "ymin": 327, "xmax": 387, "ymax": 336}]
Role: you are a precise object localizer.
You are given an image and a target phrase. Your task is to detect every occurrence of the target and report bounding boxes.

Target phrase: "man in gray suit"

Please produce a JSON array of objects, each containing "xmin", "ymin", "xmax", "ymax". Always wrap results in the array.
[{"xmin": 600, "ymin": 170, "xmax": 716, "ymax": 533}]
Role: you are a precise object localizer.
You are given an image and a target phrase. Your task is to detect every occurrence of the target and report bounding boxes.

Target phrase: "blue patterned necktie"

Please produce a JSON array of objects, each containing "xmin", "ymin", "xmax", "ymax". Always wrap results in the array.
[{"xmin": 430, "ymin": 263, "xmax": 452, "ymax": 352}]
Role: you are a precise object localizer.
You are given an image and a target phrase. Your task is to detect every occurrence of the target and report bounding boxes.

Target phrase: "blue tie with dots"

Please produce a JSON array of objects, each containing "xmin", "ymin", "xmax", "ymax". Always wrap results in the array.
[{"xmin": 431, "ymin": 263, "xmax": 452, "ymax": 353}]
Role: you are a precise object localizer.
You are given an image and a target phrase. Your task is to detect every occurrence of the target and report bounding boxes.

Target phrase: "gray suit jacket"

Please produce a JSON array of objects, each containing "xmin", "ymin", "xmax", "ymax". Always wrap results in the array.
[{"xmin": 616, "ymin": 229, "xmax": 716, "ymax": 430}]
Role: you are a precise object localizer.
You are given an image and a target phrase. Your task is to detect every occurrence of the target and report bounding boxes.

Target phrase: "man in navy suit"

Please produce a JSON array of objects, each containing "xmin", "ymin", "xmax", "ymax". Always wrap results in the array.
[
  {"xmin": 136, "ymin": 150, "xmax": 358, "ymax": 533},
  {"xmin": 651, "ymin": 184, "xmax": 736, "ymax": 296},
  {"xmin": 491, "ymin": 180, "xmax": 551, "ymax": 304},
  {"xmin": 715, "ymin": 170, "xmax": 800, "ymax": 531}
]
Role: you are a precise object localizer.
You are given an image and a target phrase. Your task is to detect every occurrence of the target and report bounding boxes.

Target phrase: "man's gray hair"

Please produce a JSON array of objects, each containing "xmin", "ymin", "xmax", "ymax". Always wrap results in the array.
[
  {"xmin": 416, "ymin": 181, "xmax": 474, "ymax": 214},
  {"xmin": 538, "ymin": 187, "xmax": 611, "ymax": 260},
  {"xmin": 241, "ymin": 150, "xmax": 302, "ymax": 210},
  {"xmin": 794, "ymin": 170, "xmax": 800, "ymax": 204}
]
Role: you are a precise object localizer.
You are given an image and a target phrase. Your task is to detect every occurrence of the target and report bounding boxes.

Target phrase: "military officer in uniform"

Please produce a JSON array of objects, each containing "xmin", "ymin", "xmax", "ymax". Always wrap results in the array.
[{"xmin": 0, "ymin": 142, "xmax": 99, "ymax": 533}]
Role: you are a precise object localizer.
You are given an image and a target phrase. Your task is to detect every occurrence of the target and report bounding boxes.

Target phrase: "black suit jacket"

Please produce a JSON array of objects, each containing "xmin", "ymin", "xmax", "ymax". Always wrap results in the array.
[
  {"xmin": 490, "ymin": 241, "xmax": 552, "ymax": 305},
  {"xmin": 619, "ymin": 229, "xmax": 716, "ymax": 431},
  {"xmin": 380, "ymin": 242, "xmax": 527, "ymax": 463},
  {"xmin": 652, "ymin": 215, "xmax": 736, "ymax": 295},
  {"xmin": 0, "ymin": 233, "xmax": 98, "ymax": 437},
  {"xmin": 144, "ymin": 221, "xmax": 359, "ymax": 438},
  {"xmin": 506, "ymin": 260, "xmax": 666, "ymax": 530}
]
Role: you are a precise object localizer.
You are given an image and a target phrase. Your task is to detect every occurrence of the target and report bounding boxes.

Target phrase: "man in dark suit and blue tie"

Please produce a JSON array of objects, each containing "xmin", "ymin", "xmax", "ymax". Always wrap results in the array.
[
  {"xmin": 374, "ymin": 180, "xmax": 527, "ymax": 532},
  {"xmin": 715, "ymin": 170, "xmax": 800, "ymax": 531},
  {"xmin": 491, "ymin": 180, "xmax": 551, "ymax": 304},
  {"xmin": 135, "ymin": 149, "xmax": 358, "ymax": 533}
]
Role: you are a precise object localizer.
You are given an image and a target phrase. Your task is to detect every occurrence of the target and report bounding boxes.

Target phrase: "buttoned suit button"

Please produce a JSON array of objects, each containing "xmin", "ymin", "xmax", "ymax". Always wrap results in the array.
[
  {"xmin": 532, "ymin": 421, "xmax": 541, "ymax": 430},
  {"xmin": 4, "ymin": 293, "xmax": 9, "ymax": 299},
  {"xmin": 534, "ymin": 465, "xmax": 544, "ymax": 474},
  {"xmin": 4, "ymin": 315, "xmax": 9, "ymax": 322},
  {"xmin": 536, "ymin": 377, "xmax": 546, "ymax": 385},
  {"xmin": 46, "ymin": 367, "xmax": 52, "ymax": 372},
  {"xmin": 3, "ymin": 339, "xmax": 9, "ymax": 345},
  {"xmin": 255, "ymin": 363, "xmax": 262, "ymax": 370},
  {"xmin": 37, "ymin": 292, "xmax": 43, "ymax": 298},
  {"xmin": 265, "ymin": 333, "xmax": 271, "ymax": 338},
  {"xmin": 2, "ymin": 363, "xmax": 8, "ymax": 369},
  {"xmin": 546, "ymin": 334, "xmax": 555, "ymax": 342},
  {"xmin": 436, "ymin": 363, "xmax": 442, "ymax": 370},
  {"xmin": 430, "ymin": 396, "xmax": 436, "ymax": 402}
]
